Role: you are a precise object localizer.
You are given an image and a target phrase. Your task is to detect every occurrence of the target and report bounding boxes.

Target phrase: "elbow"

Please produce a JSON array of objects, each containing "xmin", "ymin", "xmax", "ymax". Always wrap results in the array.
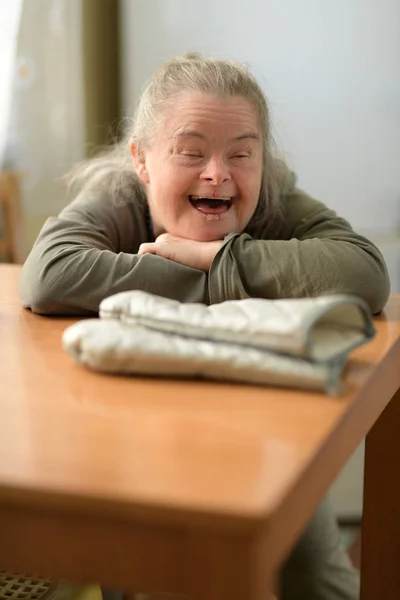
[
  {"xmin": 325, "ymin": 241, "xmax": 392, "ymax": 315},
  {"xmin": 365, "ymin": 270, "xmax": 391, "ymax": 315},
  {"xmin": 323, "ymin": 272, "xmax": 390, "ymax": 316},
  {"xmin": 19, "ymin": 254, "xmax": 97, "ymax": 316},
  {"xmin": 19, "ymin": 258, "xmax": 81, "ymax": 316},
  {"xmin": 19, "ymin": 265, "xmax": 61, "ymax": 315},
  {"xmin": 20, "ymin": 289, "xmax": 58, "ymax": 316},
  {"xmin": 347, "ymin": 253, "xmax": 391, "ymax": 316},
  {"xmin": 362, "ymin": 248, "xmax": 391, "ymax": 315}
]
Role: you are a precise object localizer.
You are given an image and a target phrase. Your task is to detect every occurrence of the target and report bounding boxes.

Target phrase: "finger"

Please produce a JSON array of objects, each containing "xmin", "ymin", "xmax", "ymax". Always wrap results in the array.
[
  {"xmin": 156, "ymin": 233, "xmax": 184, "ymax": 243},
  {"xmin": 138, "ymin": 243, "xmax": 157, "ymax": 255},
  {"xmin": 155, "ymin": 233, "xmax": 171, "ymax": 243}
]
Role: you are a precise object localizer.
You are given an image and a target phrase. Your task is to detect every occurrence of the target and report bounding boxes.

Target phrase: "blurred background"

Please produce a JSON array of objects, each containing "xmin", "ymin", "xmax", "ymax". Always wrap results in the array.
[{"xmin": 1, "ymin": 0, "xmax": 399, "ymax": 545}]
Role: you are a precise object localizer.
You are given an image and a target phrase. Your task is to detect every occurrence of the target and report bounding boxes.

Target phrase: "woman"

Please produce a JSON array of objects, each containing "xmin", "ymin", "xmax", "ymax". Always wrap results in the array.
[{"xmin": 20, "ymin": 53, "xmax": 389, "ymax": 599}]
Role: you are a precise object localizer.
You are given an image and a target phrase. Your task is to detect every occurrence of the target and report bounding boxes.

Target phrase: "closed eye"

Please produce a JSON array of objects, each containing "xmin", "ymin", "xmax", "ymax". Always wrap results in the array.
[{"xmin": 181, "ymin": 152, "xmax": 203, "ymax": 158}]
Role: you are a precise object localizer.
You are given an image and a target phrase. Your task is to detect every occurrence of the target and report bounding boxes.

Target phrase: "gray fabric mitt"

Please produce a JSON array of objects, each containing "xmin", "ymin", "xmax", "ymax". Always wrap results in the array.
[{"xmin": 62, "ymin": 292, "xmax": 375, "ymax": 395}]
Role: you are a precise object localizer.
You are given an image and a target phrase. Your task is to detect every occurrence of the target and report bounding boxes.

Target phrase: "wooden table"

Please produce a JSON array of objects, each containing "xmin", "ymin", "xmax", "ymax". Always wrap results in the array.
[{"xmin": 0, "ymin": 264, "xmax": 399, "ymax": 600}]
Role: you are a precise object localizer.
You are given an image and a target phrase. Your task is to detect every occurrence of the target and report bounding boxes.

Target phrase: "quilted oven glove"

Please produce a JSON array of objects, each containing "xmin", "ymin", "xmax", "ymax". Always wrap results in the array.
[{"xmin": 62, "ymin": 291, "xmax": 375, "ymax": 395}]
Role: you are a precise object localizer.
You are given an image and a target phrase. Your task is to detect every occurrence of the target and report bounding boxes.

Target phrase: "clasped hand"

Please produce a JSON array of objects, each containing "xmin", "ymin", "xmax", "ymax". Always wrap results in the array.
[{"xmin": 138, "ymin": 233, "xmax": 223, "ymax": 272}]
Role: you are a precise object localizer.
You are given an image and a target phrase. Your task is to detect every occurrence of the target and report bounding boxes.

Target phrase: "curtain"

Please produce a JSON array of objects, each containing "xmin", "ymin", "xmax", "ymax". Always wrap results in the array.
[{"xmin": 5, "ymin": 0, "xmax": 85, "ymax": 252}]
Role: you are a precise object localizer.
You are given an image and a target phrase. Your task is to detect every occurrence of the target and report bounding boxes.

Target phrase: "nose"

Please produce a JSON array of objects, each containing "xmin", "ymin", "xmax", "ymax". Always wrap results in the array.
[{"xmin": 200, "ymin": 156, "xmax": 231, "ymax": 185}]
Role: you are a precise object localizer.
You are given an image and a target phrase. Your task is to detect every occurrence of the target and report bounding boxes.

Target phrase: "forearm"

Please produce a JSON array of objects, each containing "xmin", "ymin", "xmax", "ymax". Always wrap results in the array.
[
  {"xmin": 209, "ymin": 233, "xmax": 390, "ymax": 314},
  {"xmin": 20, "ymin": 219, "xmax": 208, "ymax": 315}
]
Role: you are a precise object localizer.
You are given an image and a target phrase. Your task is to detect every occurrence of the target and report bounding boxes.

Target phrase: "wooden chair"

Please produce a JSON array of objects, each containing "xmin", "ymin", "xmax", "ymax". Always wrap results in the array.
[
  {"xmin": 0, "ymin": 573, "xmax": 102, "ymax": 600},
  {"xmin": 0, "ymin": 171, "xmax": 25, "ymax": 263}
]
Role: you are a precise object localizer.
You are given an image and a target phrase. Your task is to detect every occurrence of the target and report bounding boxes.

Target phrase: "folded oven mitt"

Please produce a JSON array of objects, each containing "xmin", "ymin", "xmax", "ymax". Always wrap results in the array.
[{"xmin": 62, "ymin": 291, "xmax": 375, "ymax": 395}]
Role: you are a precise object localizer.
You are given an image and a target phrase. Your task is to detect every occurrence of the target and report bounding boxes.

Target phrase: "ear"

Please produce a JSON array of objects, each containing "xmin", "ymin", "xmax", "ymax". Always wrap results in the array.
[{"xmin": 130, "ymin": 141, "xmax": 150, "ymax": 184}]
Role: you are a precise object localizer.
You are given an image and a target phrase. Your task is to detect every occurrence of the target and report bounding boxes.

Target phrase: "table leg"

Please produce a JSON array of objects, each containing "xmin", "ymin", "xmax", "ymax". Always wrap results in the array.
[
  {"xmin": 184, "ymin": 532, "xmax": 274, "ymax": 600},
  {"xmin": 361, "ymin": 386, "xmax": 400, "ymax": 599}
]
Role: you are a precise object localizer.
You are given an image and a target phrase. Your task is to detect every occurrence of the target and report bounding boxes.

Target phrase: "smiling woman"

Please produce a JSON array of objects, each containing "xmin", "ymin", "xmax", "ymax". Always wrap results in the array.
[
  {"xmin": 19, "ymin": 53, "xmax": 389, "ymax": 316},
  {"xmin": 18, "ymin": 53, "xmax": 390, "ymax": 599},
  {"xmin": 131, "ymin": 92, "xmax": 263, "ymax": 242}
]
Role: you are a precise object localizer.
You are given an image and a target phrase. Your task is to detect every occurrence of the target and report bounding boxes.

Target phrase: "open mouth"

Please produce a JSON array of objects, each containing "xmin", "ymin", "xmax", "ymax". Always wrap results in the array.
[{"xmin": 189, "ymin": 195, "xmax": 233, "ymax": 218}]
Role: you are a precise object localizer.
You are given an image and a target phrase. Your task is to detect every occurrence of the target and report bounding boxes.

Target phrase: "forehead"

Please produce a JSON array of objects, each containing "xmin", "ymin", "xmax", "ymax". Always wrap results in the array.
[{"xmin": 158, "ymin": 91, "xmax": 261, "ymax": 139}]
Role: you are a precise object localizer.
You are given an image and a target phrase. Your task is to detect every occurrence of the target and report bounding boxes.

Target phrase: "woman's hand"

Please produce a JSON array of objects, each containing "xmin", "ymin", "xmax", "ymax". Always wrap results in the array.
[{"xmin": 138, "ymin": 233, "xmax": 223, "ymax": 272}]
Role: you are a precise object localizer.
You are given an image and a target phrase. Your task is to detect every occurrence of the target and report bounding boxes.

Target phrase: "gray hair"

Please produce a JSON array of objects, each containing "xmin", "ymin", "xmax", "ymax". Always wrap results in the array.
[{"xmin": 66, "ymin": 53, "xmax": 287, "ymax": 220}]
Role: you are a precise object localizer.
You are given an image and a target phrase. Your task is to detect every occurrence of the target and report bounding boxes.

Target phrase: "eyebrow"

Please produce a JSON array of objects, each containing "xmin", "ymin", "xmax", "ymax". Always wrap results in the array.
[
  {"xmin": 171, "ymin": 130, "xmax": 260, "ymax": 142},
  {"xmin": 171, "ymin": 130, "xmax": 207, "ymax": 141},
  {"xmin": 235, "ymin": 132, "xmax": 260, "ymax": 142}
]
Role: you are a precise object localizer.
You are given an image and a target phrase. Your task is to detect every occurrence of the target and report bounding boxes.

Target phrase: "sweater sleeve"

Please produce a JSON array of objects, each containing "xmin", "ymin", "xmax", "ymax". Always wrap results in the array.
[
  {"xmin": 208, "ymin": 188, "xmax": 390, "ymax": 314},
  {"xmin": 19, "ymin": 190, "xmax": 208, "ymax": 315}
]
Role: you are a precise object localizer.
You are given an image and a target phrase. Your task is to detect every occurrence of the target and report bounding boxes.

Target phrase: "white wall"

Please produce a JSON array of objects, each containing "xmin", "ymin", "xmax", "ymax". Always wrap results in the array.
[
  {"xmin": 121, "ymin": 0, "xmax": 400, "ymax": 238},
  {"xmin": 120, "ymin": 0, "xmax": 400, "ymax": 517},
  {"xmin": 0, "ymin": 1, "xmax": 23, "ymax": 166}
]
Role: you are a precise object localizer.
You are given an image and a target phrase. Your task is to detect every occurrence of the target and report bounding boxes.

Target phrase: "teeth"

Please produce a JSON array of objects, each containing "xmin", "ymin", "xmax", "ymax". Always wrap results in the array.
[{"xmin": 190, "ymin": 195, "xmax": 231, "ymax": 201}]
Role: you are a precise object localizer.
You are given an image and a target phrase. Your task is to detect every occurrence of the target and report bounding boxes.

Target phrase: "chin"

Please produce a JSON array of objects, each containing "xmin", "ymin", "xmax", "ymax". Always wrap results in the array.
[
  {"xmin": 179, "ymin": 226, "xmax": 231, "ymax": 242},
  {"xmin": 177, "ymin": 218, "xmax": 240, "ymax": 242}
]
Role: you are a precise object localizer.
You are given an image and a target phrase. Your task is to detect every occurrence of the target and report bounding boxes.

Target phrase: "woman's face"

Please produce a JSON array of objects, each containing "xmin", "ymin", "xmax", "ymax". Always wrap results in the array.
[{"xmin": 132, "ymin": 91, "xmax": 263, "ymax": 242}]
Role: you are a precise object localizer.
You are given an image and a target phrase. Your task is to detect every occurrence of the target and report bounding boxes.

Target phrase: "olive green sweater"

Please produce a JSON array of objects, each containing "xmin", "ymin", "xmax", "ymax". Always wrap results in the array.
[{"xmin": 19, "ymin": 170, "xmax": 390, "ymax": 316}]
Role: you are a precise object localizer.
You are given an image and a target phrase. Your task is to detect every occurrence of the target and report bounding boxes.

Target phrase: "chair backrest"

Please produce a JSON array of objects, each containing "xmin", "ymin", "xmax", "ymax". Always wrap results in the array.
[
  {"xmin": 0, "ymin": 171, "xmax": 25, "ymax": 263},
  {"xmin": 0, "ymin": 573, "xmax": 55, "ymax": 600}
]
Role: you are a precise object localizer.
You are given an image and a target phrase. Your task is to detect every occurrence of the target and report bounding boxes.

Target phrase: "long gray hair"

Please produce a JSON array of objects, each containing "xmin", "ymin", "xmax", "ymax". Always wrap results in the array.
[{"xmin": 66, "ymin": 53, "xmax": 288, "ymax": 219}]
